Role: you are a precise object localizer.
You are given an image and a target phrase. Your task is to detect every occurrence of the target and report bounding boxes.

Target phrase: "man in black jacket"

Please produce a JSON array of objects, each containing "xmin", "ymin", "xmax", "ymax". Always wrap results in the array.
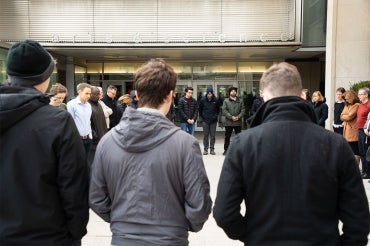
[
  {"xmin": 0, "ymin": 40, "xmax": 89, "ymax": 245},
  {"xmin": 199, "ymin": 86, "xmax": 220, "ymax": 155},
  {"xmin": 178, "ymin": 86, "xmax": 198, "ymax": 135},
  {"xmin": 213, "ymin": 62, "xmax": 370, "ymax": 245}
]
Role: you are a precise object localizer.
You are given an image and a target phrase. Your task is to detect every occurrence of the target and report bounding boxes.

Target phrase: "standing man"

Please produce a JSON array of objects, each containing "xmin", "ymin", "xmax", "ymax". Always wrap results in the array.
[
  {"xmin": 102, "ymin": 85, "xmax": 120, "ymax": 129},
  {"xmin": 357, "ymin": 87, "xmax": 370, "ymax": 179},
  {"xmin": 97, "ymin": 86, "xmax": 113, "ymax": 129},
  {"xmin": 199, "ymin": 86, "xmax": 220, "ymax": 155},
  {"xmin": 222, "ymin": 86, "xmax": 245, "ymax": 155},
  {"xmin": 88, "ymin": 86, "xmax": 108, "ymax": 165},
  {"xmin": 0, "ymin": 40, "xmax": 89, "ymax": 245},
  {"xmin": 178, "ymin": 86, "xmax": 198, "ymax": 135},
  {"xmin": 67, "ymin": 82, "xmax": 92, "ymax": 157},
  {"xmin": 213, "ymin": 62, "xmax": 370, "ymax": 245},
  {"xmin": 89, "ymin": 58, "xmax": 212, "ymax": 246}
]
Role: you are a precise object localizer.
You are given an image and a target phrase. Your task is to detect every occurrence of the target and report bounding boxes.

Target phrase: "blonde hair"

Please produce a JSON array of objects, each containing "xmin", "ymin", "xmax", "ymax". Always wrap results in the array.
[
  {"xmin": 118, "ymin": 94, "xmax": 132, "ymax": 106},
  {"xmin": 312, "ymin": 91, "xmax": 325, "ymax": 102}
]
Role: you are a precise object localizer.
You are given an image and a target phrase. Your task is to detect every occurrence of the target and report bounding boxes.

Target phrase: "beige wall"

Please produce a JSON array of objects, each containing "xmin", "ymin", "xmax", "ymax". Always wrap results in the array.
[{"xmin": 326, "ymin": 0, "xmax": 370, "ymax": 129}]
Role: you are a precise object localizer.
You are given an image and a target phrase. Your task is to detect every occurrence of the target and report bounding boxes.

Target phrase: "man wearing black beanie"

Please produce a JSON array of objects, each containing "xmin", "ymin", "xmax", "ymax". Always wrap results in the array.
[{"xmin": 0, "ymin": 40, "xmax": 89, "ymax": 245}]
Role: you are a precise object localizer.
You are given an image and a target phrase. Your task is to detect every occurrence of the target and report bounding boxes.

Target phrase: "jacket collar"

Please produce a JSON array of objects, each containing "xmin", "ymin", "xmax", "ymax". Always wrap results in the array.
[{"xmin": 249, "ymin": 96, "xmax": 317, "ymax": 128}]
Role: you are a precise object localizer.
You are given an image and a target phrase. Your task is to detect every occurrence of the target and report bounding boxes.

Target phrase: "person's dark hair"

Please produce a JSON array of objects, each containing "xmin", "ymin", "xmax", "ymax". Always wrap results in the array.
[
  {"xmin": 185, "ymin": 86, "xmax": 193, "ymax": 93},
  {"xmin": 107, "ymin": 85, "xmax": 117, "ymax": 91},
  {"xmin": 228, "ymin": 86, "xmax": 238, "ymax": 94},
  {"xmin": 134, "ymin": 58, "xmax": 177, "ymax": 108},
  {"xmin": 336, "ymin": 87, "xmax": 345, "ymax": 94}
]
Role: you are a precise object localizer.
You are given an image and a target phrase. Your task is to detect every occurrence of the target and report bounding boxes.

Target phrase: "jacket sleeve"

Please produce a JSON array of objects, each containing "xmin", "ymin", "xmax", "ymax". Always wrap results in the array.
[
  {"xmin": 89, "ymin": 141, "xmax": 112, "ymax": 223},
  {"xmin": 317, "ymin": 103, "xmax": 328, "ymax": 126},
  {"xmin": 213, "ymin": 136, "xmax": 247, "ymax": 241},
  {"xmin": 183, "ymin": 140, "xmax": 212, "ymax": 232},
  {"xmin": 57, "ymin": 115, "xmax": 89, "ymax": 240},
  {"xmin": 340, "ymin": 104, "xmax": 359, "ymax": 122},
  {"xmin": 222, "ymin": 99, "xmax": 232, "ymax": 119},
  {"xmin": 178, "ymin": 98, "xmax": 188, "ymax": 121},
  {"xmin": 238, "ymin": 100, "xmax": 245, "ymax": 119},
  {"xmin": 192, "ymin": 99, "xmax": 199, "ymax": 121},
  {"xmin": 338, "ymin": 141, "xmax": 370, "ymax": 245}
]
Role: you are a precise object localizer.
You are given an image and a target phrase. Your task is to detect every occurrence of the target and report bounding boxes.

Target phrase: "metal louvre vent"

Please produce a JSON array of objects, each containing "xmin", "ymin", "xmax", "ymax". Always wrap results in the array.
[{"xmin": 0, "ymin": 0, "xmax": 296, "ymax": 44}]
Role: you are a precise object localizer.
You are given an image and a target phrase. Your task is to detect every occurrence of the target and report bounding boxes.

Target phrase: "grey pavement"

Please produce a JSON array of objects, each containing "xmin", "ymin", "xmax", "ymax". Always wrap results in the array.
[{"xmin": 82, "ymin": 131, "xmax": 370, "ymax": 245}]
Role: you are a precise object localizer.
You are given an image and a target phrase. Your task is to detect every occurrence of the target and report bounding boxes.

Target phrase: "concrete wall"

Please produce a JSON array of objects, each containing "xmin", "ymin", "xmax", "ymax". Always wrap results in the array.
[{"xmin": 326, "ymin": 0, "xmax": 370, "ymax": 129}]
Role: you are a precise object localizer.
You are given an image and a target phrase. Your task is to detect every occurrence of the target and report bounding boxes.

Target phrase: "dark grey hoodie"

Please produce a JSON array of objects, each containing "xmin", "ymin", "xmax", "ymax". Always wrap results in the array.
[{"xmin": 89, "ymin": 107, "xmax": 212, "ymax": 246}]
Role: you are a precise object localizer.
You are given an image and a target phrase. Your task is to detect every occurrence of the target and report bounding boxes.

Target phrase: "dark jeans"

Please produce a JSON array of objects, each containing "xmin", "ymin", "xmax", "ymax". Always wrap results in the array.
[
  {"xmin": 358, "ymin": 130, "xmax": 369, "ymax": 175},
  {"xmin": 72, "ymin": 240, "xmax": 81, "ymax": 246},
  {"xmin": 202, "ymin": 121, "xmax": 217, "ymax": 150},
  {"xmin": 224, "ymin": 126, "xmax": 241, "ymax": 151},
  {"xmin": 82, "ymin": 138, "xmax": 92, "ymax": 158}
]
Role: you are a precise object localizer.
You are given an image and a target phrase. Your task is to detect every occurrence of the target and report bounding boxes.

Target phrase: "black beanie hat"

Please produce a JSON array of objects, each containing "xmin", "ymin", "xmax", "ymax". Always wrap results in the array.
[{"xmin": 6, "ymin": 40, "xmax": 55, "ymax": 87}]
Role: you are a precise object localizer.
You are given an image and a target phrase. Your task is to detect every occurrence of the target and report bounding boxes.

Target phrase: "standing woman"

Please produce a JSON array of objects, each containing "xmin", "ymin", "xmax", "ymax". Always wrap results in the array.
[
  {"xmin": 311, "ymin": 91, "xmax": 328, "ymax": 127},
  {"xmin": 333, "ymin": 87, "xmax": 346, "ymax": 134},
  {"xmin": 341, "ymin": 90, "xmax": 361, "ymax": 164}
]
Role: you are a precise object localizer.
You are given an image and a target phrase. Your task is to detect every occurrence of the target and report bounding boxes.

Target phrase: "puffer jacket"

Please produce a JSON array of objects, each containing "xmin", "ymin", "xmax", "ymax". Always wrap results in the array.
[
  {"xmin": 89, "ymin": 107, "xmax": 212, "ymax": 246},
  {"xmin": 178, "ymin": 96, "xmax": 198, "ymax": 123}
]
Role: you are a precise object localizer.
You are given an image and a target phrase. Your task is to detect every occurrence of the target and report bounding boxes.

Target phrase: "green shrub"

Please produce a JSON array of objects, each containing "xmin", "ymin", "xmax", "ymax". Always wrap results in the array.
[{"xmin": 349, "ymin": 80, "xmax": 370, "ymax": 93}]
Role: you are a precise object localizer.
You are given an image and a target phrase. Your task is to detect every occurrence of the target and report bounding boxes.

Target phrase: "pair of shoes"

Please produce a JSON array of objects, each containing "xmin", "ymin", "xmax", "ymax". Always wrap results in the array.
[
  {"xmin": 210, "ymin": 150, "xmax": 216, "ymax": 155},
  {"xmin": 223, "ymin": 150, "xmax": 227, "ymax": 155},
  {"xmin": 203, "ymin": 150, "xmax": 208, "ymax": 155}
]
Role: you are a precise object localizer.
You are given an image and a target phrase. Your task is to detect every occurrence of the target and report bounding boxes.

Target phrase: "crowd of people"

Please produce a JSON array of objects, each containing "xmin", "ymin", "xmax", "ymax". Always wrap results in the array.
[{"xmin": 1, "ymin": 40, "xmax": 369, "ymax": 245}]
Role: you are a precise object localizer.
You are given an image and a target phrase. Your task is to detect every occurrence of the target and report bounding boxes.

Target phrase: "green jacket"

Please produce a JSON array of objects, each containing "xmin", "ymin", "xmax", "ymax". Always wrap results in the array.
[{"xmin": 222, "ymin": 97, "xmax": 245, "ymax": 126}]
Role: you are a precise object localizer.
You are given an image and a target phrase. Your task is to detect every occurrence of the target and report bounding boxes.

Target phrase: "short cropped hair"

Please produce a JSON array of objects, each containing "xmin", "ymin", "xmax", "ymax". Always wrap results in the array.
[
  {"xmin": 49, "ymin": 83, "xmax": 67, "ymax": 96},
  {"xmin": 185, "ymin": 86, "xmax": 193, "ymax": 92},
  {"xmin": 77, "ymin": 82, "xmax": 91, "ymax": 92},
  {"xmin": 134, "ymin": 58, "xmax": 177, "ymax": 108},
  {"xmin": 260, "ymin": 62, "xmax": 302, "ymax": 98}
]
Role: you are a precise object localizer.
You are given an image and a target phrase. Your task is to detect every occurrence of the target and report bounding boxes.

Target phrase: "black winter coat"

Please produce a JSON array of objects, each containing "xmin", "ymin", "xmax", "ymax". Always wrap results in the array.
[
  {"xmin": 199, "ymin": 95, "xmax": 220, "ymax": 123},
  {"xmin": 0, "ymin": 86, "xmax": 89, "ymax": 245},
  {"xmin": 178, "ymin": 96, "xmax": 198, "ymax": 123},
  {"xmin": 214, "ymin": 96, "xmax": 370, "ymax": 245}
]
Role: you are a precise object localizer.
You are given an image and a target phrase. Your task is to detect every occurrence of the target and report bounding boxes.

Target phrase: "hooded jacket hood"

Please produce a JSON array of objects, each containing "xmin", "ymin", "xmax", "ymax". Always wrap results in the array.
[
  {"xmin": 249, "ymin": 96, "xmax": 317, "ymax": 128},
  {"xmin": 110, "ymin": 107, "xmax": 180, "ymax": 153},
  {"xmin": 0, "ymin": 85, "xmax": 50, "ymax": 134}
]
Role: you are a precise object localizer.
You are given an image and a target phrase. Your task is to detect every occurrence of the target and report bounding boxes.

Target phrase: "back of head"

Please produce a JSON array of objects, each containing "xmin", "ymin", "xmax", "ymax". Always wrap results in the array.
[
  {"xmin": 134, "ymin": 58, "xmax": 177, "ymax": 108},
  {"xmin": 6, "ymin": 40, "xmax": 55, "ymax": 87},
  {"xmin": 260, "ymin": 62, "xmax": 302, "ymax": 101},
  {"xmin": 118, "ymin": 94, "xmax": 132, "ymax": 105}
]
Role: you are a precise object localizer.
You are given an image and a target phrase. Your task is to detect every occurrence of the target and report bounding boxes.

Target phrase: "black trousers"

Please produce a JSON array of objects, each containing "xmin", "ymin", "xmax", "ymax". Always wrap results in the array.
[
  {"xmin": 224, "ymin": 126, "xmax": 241, "ymax": 151},
  {"xmin": 202, "ymin": 121, "xmax": 217, "ymax": 150}
]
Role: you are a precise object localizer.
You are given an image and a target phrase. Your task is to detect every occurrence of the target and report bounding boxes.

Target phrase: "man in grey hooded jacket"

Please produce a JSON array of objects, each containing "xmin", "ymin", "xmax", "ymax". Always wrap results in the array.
[{"xmin": 89, "ymin": 58, "xmax": 212, "ymax": 246}]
